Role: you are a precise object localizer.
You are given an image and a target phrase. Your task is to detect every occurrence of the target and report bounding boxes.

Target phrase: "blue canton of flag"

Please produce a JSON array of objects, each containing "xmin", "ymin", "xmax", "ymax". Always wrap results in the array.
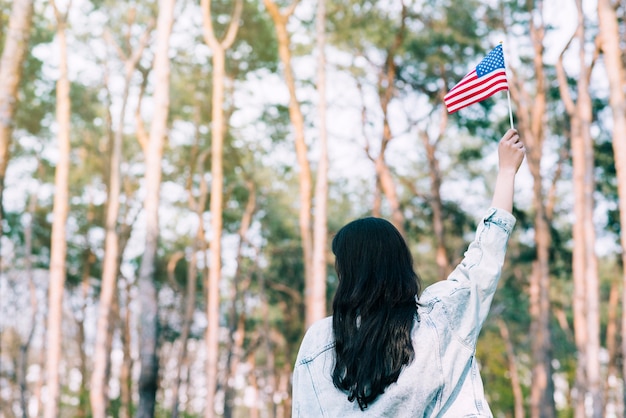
[{"xmin": 476, "ymin": 46, "xmax": 506, "ymax": 77}]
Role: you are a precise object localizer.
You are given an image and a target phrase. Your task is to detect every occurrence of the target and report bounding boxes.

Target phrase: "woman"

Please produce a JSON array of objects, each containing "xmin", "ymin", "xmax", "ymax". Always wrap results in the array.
[{"xmin": 292, "ymin": 129, "xmax": 525, "ymax": 417}]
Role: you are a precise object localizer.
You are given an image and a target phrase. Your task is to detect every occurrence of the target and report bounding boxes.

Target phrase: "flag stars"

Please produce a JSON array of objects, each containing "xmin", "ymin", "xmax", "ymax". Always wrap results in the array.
[{"xmin": 476, "ymin": 45, "xmax": 505, "ymax": 77}]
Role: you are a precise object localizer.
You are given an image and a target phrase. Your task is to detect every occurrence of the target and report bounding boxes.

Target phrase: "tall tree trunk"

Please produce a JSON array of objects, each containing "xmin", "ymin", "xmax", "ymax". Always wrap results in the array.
[
  {"xmin": 18, "ymin": 192, "xmax": 38, "ymax": 418},
  {"xmin": 372, "ymin": 2, "xmax": 408, "ymax": 237},
  {"xmin": 263, "ymin": 0, "xmax": 316, "ymax": 327},
  {"xmin": 77, "ymin": 247, "xmax": 95, "ymax": 418},
  {"xmin": 506, "ymin": 2, "xmax": 555, "ymax": 416},
  {"xmin": 137, "ymin": 0, "xmax": 175, "ymax": 415},
  {"xmin": 604, "ymin": 277, "xmax": 620, "ymax": 414},
  {"xmin": 43, "ymin": 2, "xmax": 71, "ymax": 416},
  {"xmin": 0, "ymin": 0, "xmax": 34, "ymax": 262},
  {"xmin": 119, "ymin": 277, "xmax": 134, "ymax": 418},
  {"xmin": 91, "ymin": 20, "xmax": 150, "ymax": 418},
  {"xmin": 418, "ymin": 107, "xmax": 450, "ymax": 281},
  {"xmin": 498, "ymin": 319, "xmax": 525, "ymax": 418},
  {"xmin": 597, "ymin": 0, "xmax": 626, "ymax": 411},
  {"xmin": 224, "ymin": 181, "xmax": 255, "ymax": 418},
  {"xmin": 311, "ymin": 0, "xmax": 328, "ymax": 325},
  {"xmin": 172, "ymin": 109, "xmax": 209, "ymax": 418},
  {"xmin": 557, "ymin": 1, "xmax": 601, "ymax": 415},
  {"xmin": 200, "ymin": 1, "xmax": 243, "ymax": 416},
  {"xmin": 32, "ymin": 330, "xmax": 46, "ymax": 417},
  {"xmin": 247, "ymin": 353, "xmax": 260, "ymax": 418}
]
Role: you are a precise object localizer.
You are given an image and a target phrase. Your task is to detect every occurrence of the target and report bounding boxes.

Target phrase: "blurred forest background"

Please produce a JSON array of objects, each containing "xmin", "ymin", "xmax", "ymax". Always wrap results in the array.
[{"xmin": 1, "ymin": 0, "xmax": 626, "ymax": 417}]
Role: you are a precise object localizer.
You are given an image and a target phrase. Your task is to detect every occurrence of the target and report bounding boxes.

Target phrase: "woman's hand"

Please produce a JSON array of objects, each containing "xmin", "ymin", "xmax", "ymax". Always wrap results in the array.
[
  {"xmin": 497, "ymin": 129, "xmax": 525, "ymax": 174},
  {"xmin": 491, "ymin": 129, "xmax": 526, "ymax": 213}
]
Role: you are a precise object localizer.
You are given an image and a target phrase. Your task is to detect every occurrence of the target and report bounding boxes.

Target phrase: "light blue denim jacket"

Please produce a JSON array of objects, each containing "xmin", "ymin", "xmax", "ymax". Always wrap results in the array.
[{"xmin": 292, "ymin": 208, "xmax": 516, "ymax": 417}]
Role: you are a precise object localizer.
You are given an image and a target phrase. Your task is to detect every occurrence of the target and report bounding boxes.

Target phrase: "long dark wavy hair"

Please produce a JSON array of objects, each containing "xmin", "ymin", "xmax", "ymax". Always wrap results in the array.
[{"xmin": 331, "ymin": 217, "xmax": 421, "ymax": 410}]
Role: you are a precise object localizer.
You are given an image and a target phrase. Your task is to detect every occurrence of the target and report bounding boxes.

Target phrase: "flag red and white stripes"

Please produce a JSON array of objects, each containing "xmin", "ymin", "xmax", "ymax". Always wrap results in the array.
[{"xmin": 444, "ymin": 45, "xmax": 509, "ymax": 114}]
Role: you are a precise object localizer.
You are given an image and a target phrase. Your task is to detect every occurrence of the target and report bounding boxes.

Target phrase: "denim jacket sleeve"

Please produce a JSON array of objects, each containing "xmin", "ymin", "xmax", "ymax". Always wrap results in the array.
[{"xmin": 419, "ymin": 207, "xmax": 516, "ymax": 349}]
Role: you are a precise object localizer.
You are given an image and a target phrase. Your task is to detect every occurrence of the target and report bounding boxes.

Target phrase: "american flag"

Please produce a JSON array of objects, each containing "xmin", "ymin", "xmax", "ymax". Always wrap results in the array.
[{"xmin": 444, "ymin": 45, "xmax": 509, "ymax": 114}]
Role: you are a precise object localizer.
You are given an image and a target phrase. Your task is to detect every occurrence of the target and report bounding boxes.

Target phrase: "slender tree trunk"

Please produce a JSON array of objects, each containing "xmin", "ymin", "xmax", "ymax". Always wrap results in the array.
[
  {"xmin": 506, "ymin": 2, "xmax": 555, "ymax": 415},
  {"xmin": 247, "ymin": 353, "xmax": 260, "ymax": 418},
  {"xmin": 137, "ymin": 0, "xmax": 175, "ymax": 415},
  {"xmin": 419, "ymin": 109, "xmax": 450, "ymax": 281},
  {"xmin": 200, "ymin": 1, "xmax": 243, "ymax": 415},
  {"xmin": 604, "ymin": 277, "xmax": 620, "ymax": 414},
  {"xmin": 263, "ymin": 0, "xmax": 316, "ymax": 327},
  {"xmin": 311, "ymin": 0, "xmax": 328, "ymax": 325},
  {"xmin": 18, "ymin": 193, "xmax": 38, "ymax": 418},
  {"xmin": 224, "ymin": 182, "xmax": 256, "ymax": 418},
  {"xmin": 597, "ymin": 0, "xmax": 626, "ymax": 411},
  {"xmin": 33, "ymin": 331, "xmax": 45, "ymax": 417},
  {"xmin": 43, "ymin": 3, "xmax": 71, "ymax": 416},
  {"xmin": 498, "ymin": 319, "xmax": 524, "ymax": 418},
  {"xmin": 205, "ymin": 44, "xmax": 226, "ymax": 418},
  {"xmin": 370, "ymin": 2, "xmax": 408, "ymax": 237},
  {"xmin": 119, "ymin": 277, "xmax": 134, "ymax": 418},
  {"xmin": 557, "ymin": 2, "xmax": 601, "ymax": 414},
  {"xmin": 77, "ymin": 247, "xmax": 95, "ymax": 418},
  {"xmin": 354, "ymin": 76, "xmax": 382, "ymax": 219},
  {"xmin": 172, "ymin": 112, "xmax": 208, "ymax": 418},
  {"xmin": 0, "ymin": 0, "xmax": 34, "ymax": 261},
  {"xmin": 91, "ymin": 21, "xmax": 149, "ymax": 418}
]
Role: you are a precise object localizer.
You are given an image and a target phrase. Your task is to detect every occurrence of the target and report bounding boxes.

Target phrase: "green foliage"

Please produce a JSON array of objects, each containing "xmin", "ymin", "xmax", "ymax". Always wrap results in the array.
[
  {"xmin": 477, "ymin": 327, "xmax": 523, "ymax": 414},
  {"xmin": 399, "ymin": 0, "xmax": 486, "ymax": 101},
  {"xmin": 228, "ymin": 0, "xmax": 278, "ymax": 75},
  {"xmin": 2, "ymin": 0, "xmax": 624, "ymax": 415},
  {"xmin": 13, "ymin": 3, "xmax": 56, "ymax": 136}
]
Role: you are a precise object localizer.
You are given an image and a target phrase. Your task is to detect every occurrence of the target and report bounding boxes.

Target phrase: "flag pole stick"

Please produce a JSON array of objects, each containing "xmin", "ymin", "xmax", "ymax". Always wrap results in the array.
[
  {"xmin": 500, "ymin": 41, "xmax": 514, "ymax": 129},
  {"xmin": 507, "ymin": 90, "xmax": 514, "ymax": 129}
]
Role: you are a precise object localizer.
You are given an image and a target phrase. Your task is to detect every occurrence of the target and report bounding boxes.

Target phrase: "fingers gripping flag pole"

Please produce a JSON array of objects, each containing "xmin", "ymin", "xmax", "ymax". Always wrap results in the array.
[
  {"xmin": 444, "ymin": 43, "xmax": 514, "ymax": 129},
  {"xmin": 506, "ymin": 88, "xmax": 514, "ymax": 129}
]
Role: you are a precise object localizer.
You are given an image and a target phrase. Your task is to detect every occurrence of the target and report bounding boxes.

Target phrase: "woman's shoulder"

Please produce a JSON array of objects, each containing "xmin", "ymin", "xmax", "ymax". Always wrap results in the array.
[{"xmin": 296, "ymin": 316, "xmax": 335, "ymax": 365}]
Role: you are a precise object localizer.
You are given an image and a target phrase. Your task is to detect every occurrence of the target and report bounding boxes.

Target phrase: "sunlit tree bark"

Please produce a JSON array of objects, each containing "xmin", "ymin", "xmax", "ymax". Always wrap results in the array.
[
  {"xmin": 556, "ymin": 1, "xmax": 601, "ymax": 415},
  {"xmin": 604, "ymin": 277, "xmax": 620, "ymax": 413},
  {"xmin": 498, "ymin": 319, "xmax": 525, "ymax": 418},
  {"xmin": 90, "ymin": 18, "xmax": 150, "ymax": 418},
  {"xmin": 418, "ymin": 107, "xmax": 450, "ymax": 281},
  {"xmin": 119, "ymin": 276, "xmax": 134, "ymax": 418},
  {"xmin": 372, "ymin": 1, "xmax": 408, "ymax": 237},
  {"xmin": 505, "ymin": 2, "xmax": 555, "ymax": 416},
  {"xmin": 597, "ymin": 0, "xmax": 626, "ymax": 410},
  {"xmin": 136, "ymin": 0, "xmax": 175, "ymax": 415},
  {"xmin": 18, "ymin": 192, "xmax": 38, "ymax": 418},
  {"xmin": 172, "ymin": 106, "xmax": 209, "ymax": 418},
  {"xmin": 0, "ymin": 0, "xmax": 33, "ymax": 260},
  {"xmin": 77, "ymin": 242, "xmax": 95, "ymax": 417},
  {"xmin": 43, "ymin": 1, "xmax": 72, "ymax": 416},
  {"xmin": 200, "ymin": 0, "xmax": 243, "ymax": 415},
  {"xmin": 224, "ymin": 181, "xmax": 256, "ymax": 418},
  {"xmin": 311, "ymin": 0, "xmax": 329, "ymax": 325},
  {"xmin": 263, "ymin": 0, "xmax": 318, "ymax": 327}
]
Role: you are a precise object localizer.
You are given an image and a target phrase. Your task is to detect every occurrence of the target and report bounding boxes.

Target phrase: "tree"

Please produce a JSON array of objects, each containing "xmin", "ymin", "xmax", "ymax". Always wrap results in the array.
[
  {"xmin": 170, "ymin": 99, "xmax": 209, "ymax": 418},
  {"xmin": 263, "ymin": 0, "xmax": 318, "ymax": 328},
  {"xmin": 501, "ymin": 1, "xmax": 558, "ymax": 415},
  {"xmin": 89, "ymin": 9, "xmax": 151, "ymax": 416},
  {"xmin": 398, "ymin": 0, "xmax": 485, "ymax": 282},
  {"xmin": 597, "ymin": 0, "xmax": 626, "ymax": 410},
  {"xmin": 0, "ymin": 0, "xmax": 34, "ymax": 260},
  {"xmin": 136, "ymin": 0, "xmax": 175, "ymax": 415},
  {"xmin": 0, "ymin": 0, "xmax": 35, "ymax": 414},
  {"xmin": 369, "ymin": 1, "xmax": 408, "ymax": 237},
  {"xmin": 200, "ymin": 0, "xmax": 243, "ymax": 415},
  {"xmin": 311, "ymin": 0, "xmax": 329, "ymax": 331},
  {"xmin": 556, "ymin": 0, "xmax": 602, "ymax": 415},
  {"xmin": 43, "ymin": 0, "xmax": 72, "ymax": 416}
]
